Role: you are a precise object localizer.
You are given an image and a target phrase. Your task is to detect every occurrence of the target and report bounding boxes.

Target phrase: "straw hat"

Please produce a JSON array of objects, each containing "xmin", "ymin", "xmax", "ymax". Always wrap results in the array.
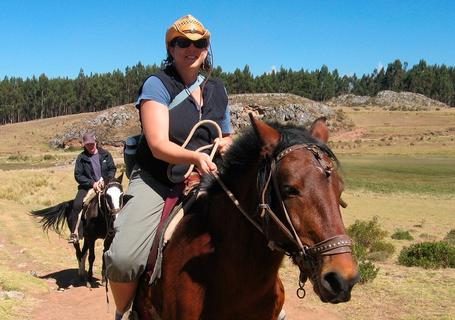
[{"xmin": 165, "ymin": 14, "xmax": 210, "ymax": 49}]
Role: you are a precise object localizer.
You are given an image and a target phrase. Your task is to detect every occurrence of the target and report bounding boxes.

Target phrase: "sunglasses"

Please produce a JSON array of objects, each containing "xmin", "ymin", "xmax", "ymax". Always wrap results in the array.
[{"xmin": 172, "ymin": 37, "xmax": 209, "ymax": 49}]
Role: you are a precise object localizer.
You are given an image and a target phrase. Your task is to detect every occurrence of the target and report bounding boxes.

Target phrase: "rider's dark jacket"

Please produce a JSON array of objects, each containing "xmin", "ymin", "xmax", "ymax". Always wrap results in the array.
[
  {"xmin": 135, "ymin": 66, "xmax": 229, "ymax": 186},
  {"xmin": 74, "ymin": 147, "xmax": 116, "ymax": 190}
]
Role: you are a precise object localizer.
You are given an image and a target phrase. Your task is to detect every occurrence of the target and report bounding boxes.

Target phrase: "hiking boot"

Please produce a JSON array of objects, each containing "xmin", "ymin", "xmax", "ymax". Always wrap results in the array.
[{"xmin": 67, "ymin": 233, "xmax": 79, "ymax": 244}]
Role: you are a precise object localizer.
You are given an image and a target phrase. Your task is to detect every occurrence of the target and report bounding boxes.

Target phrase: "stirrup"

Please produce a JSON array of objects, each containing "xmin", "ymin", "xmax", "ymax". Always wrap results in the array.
[{"xmin": 278, "ymin": 309, "xmax": 286, "ymax": 320}]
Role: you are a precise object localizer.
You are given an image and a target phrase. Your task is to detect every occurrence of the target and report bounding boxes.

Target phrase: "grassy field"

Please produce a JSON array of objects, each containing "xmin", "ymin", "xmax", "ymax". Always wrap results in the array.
[
  {"xmin": 340, "ymin": 155, "xmax": 455, "ymax": 195},
  {"xmin": 0, "ymin": 106, "xmax": 454, "ymax": 319}
]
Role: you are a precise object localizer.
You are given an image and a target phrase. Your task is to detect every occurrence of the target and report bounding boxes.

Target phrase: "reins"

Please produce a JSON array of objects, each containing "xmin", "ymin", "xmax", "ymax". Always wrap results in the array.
[
  {"xmin": 167, "ymin": 119, "xmax": 222, "ymax": 183},
  {"xmin": 170, "ymin": 120, "xmax": 353, "ymax": 298},
  {"xmin": 100, "ymin": 180, "xmax": 124, "ymax": 312}
]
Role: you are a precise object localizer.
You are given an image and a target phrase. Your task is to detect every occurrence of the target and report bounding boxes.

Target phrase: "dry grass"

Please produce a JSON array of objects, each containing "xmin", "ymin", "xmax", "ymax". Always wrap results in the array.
[
  {"xmin": 0, "ymin": 168, "xmax": 77, "ymax": 206},
  {"xmin": 331, "ymin": 107, "xmax": 455, "ymax": 156},
  {"xmin": 0, "ymin": 113, "xmax": 95, "ymax": 156}
]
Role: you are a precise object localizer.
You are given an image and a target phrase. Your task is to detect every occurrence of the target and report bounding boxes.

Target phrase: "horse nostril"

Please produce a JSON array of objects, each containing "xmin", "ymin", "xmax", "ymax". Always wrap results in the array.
[
  {"xmin": 321, "ymin": 271, "xmax": 356, "ymax": 303},
  {"xmin": 322, "ymin": 272, "xmax": 343, "ymax": 295}
]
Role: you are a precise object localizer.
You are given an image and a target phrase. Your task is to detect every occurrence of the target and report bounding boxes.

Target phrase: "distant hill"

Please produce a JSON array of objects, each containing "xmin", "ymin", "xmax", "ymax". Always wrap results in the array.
[
  {"xmin": 14, "ymin": 91, "xmax": 450, "ymax": 150},
  {"xmin": 326, "ymin": 90, "xmax": 450, "ymax": 111},
  {"xmin": 50, "ymin": 93, "xmax": 353, "ymax": 149}
]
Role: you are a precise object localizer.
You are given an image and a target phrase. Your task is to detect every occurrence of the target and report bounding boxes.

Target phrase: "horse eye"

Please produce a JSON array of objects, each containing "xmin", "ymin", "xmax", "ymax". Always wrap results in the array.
[{"xmin": 283, "ymin": 185, "xmax": 300, "ymax": 197}]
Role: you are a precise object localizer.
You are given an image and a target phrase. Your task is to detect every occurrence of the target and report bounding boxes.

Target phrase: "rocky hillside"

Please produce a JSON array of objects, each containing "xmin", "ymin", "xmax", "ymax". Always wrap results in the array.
[
  {"xmin": 50, "ymin": 93, "xmax": 352, "ymax": 148},
  {"xmin": 326, "ymin": 90, "xmax": 449, "ymax": 110}
]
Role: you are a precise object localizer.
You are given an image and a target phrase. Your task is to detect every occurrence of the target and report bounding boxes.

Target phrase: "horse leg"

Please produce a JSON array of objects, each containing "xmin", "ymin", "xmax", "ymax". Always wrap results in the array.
[
  {"xmin": 78, "ymin": 240, "xmax": 89, "ymax": 282},
  {"xmin": 73, "ymin": 242, "xmax": 83, "ymax": 261},
  {"xmin": 87, "ymin": 239, "xmax": 96, "ymax": 282},
  {"xmin": 273, "ymin": 278, "xmax": 286, "ymax": 320},
  {"xmin": 72, "ymin": 242, "xmax": 86, "ymax": 283}
]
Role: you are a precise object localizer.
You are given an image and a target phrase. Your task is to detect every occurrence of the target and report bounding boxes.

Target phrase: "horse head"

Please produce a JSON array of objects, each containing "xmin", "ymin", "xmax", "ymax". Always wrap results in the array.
[
  {"xmin": 250, "ymin": 115, "xmax": 359, "ymax": 303},
  {"xmin": 102, "ymin": 172, "xmax": 124, "ymax": 215}
]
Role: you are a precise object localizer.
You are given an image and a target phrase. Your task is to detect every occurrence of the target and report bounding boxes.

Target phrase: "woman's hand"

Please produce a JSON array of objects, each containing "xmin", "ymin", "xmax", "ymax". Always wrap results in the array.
[
  {"xmin": 193, "ymin": 152, "xmax": 217, "ymax": 175},
  {"xmin": 215, "ymin": 136, "xmax": 233, "ymax": 157}
]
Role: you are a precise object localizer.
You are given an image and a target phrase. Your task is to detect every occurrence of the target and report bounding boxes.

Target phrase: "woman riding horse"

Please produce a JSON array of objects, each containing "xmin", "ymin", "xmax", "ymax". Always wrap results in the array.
[{"xmin": 104, "ymin": 14, "xmax": 233, "ymax": 320}]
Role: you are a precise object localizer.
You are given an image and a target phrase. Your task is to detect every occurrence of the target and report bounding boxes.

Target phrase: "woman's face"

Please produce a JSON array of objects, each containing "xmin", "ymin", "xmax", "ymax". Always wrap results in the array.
[{"xmin": 169, "ymin": 38, "xmax": 208, "ymax": 71}]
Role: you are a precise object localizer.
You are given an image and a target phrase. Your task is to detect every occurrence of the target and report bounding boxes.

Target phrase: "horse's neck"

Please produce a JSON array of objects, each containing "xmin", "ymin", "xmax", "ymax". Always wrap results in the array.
[
  {"xmin": 85, "ymin": 196, "xmax": 100, "ymax": 219},
  {"xmin": 209, "ymin": 174, "xmax": 284, "ymax": 278}
]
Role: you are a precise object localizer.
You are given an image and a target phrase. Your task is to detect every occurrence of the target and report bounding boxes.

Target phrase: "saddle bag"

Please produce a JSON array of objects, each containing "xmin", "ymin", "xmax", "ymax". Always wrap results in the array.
[{"xmin": 124, "ymin": 134, "xmax": 142, "ymax": 179}]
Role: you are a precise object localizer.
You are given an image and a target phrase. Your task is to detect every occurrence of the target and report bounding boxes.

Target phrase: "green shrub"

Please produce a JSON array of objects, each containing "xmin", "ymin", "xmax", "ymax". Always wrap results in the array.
[
  {"xmin": 443, "ymin": 229, "xmax": 455, "ymax": 245},
  {"xmin": 391, "ymin": 229, "xmax": 414, "ymax": 240},
  {"xmin": 347, "ymin": 216, "xmax": 388, "ymax": 248},
  {"xmin": 7, "ymin": 154, "xmax": 29, "ymax": 161},
  {"xmin": 398, "ymin": 241, "xmax": 455, "ymax": 269},
  {"xmin": 43, "ymin": 154, "xmax": 56, "ymax": 161},
  {"xmin": 358, "ymin": 260, "xmax": 380, "ymax": 283},
  {"xmin": 64, "ymin": 146, "xmax": 81, "ymax": 152},
  {"xmin": 348, "ymin": 217, "xmax": 393, "ymax": 283},
  {"xmin": 352, "ymin": 243, "xmax": 367, "ymax": 261}
]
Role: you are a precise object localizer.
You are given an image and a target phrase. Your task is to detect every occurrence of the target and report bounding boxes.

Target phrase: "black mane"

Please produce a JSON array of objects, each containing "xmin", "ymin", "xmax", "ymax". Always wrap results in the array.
[
  {"xmin": 201, "ymin": 120, "xmax": 338, "ymax": 193},
  {"xmin": 219, "ymin": 121, "xmax": 338, "ymax": 178}
]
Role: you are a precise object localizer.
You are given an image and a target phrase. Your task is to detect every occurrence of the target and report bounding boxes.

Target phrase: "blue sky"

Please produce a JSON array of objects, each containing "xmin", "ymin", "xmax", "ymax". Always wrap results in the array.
[{"xmin": 1, "ymin": 0, "xmax": 454, "ymax": 79}]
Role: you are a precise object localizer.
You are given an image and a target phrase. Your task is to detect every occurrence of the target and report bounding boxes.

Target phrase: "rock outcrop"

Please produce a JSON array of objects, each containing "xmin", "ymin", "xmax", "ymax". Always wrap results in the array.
[
  {"xmin": 50, "ymin": 93, "xmax": 352, "ymax": 148},
  {"xmin": 327, "ymin": 90, "xmax": 449, "ymax": 110}
]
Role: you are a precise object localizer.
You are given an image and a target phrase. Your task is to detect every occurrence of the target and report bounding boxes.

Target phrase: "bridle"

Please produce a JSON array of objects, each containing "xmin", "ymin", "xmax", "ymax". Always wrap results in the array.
[
  {"xmin": 101, "ymin": 181, "xmax": 124, "ymax": 214},
  {"xmin": 100, "ymin": 181, "xmax": 124, "ymax": 239},
  {"xmin": 212, "ymin": 143, "xmax": 353, "ymax": 298}
]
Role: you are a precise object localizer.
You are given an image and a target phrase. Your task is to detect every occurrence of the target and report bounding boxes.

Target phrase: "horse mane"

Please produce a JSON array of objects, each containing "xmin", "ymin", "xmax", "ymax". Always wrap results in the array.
[{"xmin": 224, "ymin": 121, "xmax": 337, "ymax": 175}]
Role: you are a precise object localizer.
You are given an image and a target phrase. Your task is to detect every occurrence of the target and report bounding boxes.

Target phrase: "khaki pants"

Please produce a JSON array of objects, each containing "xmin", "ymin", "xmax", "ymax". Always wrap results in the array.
[{"xmin": 104, "ymin": 167, "xmax": 172, "ymax": 282}]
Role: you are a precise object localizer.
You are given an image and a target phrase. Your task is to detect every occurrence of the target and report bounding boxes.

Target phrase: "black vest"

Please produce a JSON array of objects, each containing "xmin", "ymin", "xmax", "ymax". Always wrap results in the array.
[{"xmin": 135, "ymin": 66, "xmax": 228, "ymax": 186}]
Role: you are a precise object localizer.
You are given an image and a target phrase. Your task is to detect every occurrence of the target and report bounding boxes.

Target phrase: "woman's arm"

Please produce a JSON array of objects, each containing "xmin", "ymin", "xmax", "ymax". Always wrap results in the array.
[{"xmin": 140, "ymin": 100, "xmax": 217, "ymax": 174}]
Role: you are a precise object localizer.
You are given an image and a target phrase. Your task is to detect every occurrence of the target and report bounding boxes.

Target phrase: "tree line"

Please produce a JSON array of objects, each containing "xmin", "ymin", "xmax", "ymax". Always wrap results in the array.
[{"xmin": 1, "ymin": 59, "xmax": 454, "ymax": 124}]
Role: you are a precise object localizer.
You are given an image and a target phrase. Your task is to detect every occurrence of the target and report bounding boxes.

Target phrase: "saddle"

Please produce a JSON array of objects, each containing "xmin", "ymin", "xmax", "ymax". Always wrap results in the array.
[{"xmin": 146, "ymin": 173, "xmax": 202, "ymax": 285}]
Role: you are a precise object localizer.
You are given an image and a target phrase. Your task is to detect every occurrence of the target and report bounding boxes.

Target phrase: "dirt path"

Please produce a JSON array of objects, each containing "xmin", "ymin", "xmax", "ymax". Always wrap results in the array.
[
  {"xmin": 29, "ymin": 268, "xmax": 341, "ymax": 320},
  {"xmin": 32, "ymin": 282, "xmax": 115, "ymax": 320},
  {"xmin": 30, "ymin": 284, "xmax": 340, "ymax": 320}
]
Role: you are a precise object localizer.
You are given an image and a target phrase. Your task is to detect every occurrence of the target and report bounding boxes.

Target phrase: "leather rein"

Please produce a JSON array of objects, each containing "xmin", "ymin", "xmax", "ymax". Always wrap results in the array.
[{"xmin": 212, "ymin": 143, "xmax": 353, "ymax": 298}]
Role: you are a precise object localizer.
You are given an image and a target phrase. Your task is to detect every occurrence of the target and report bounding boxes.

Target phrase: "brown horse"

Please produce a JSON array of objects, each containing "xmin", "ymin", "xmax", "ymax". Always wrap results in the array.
[{"xmin": 134, "ymin": 117, "xmax": 359, "ymax": 319}]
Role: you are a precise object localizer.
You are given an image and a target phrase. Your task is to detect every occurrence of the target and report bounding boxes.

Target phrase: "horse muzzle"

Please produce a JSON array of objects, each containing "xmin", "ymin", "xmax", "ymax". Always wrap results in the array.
[
  {"xmin": 318, "ymin": 270, "xmax": 359, "ymax": 303},
  {"xmin": 312, "ymin": 254, "xmax": 360, "ymax": 303}
]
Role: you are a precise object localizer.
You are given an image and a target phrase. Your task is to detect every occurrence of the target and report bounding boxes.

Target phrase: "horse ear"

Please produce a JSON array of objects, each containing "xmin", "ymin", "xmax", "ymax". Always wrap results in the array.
[
  {"xmin": 123, "ymin": 194, "xmax": 133, "ymax": 204},
  {"xmin": 310, "ymin": 117, "xmax": 329, "ymax": 143},
  {"xmin": 116, "ymin": 172, "xmax": 124, "ymax": 184},
  {"xmin": 248, "ymin": 113, "xmax": 281, "ymax": 157}
]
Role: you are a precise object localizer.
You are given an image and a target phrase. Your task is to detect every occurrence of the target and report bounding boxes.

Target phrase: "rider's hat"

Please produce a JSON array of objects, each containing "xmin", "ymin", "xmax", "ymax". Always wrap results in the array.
[{"xmin": 165, "ymin": 15, "xmax": 210, "ymax": 49}]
